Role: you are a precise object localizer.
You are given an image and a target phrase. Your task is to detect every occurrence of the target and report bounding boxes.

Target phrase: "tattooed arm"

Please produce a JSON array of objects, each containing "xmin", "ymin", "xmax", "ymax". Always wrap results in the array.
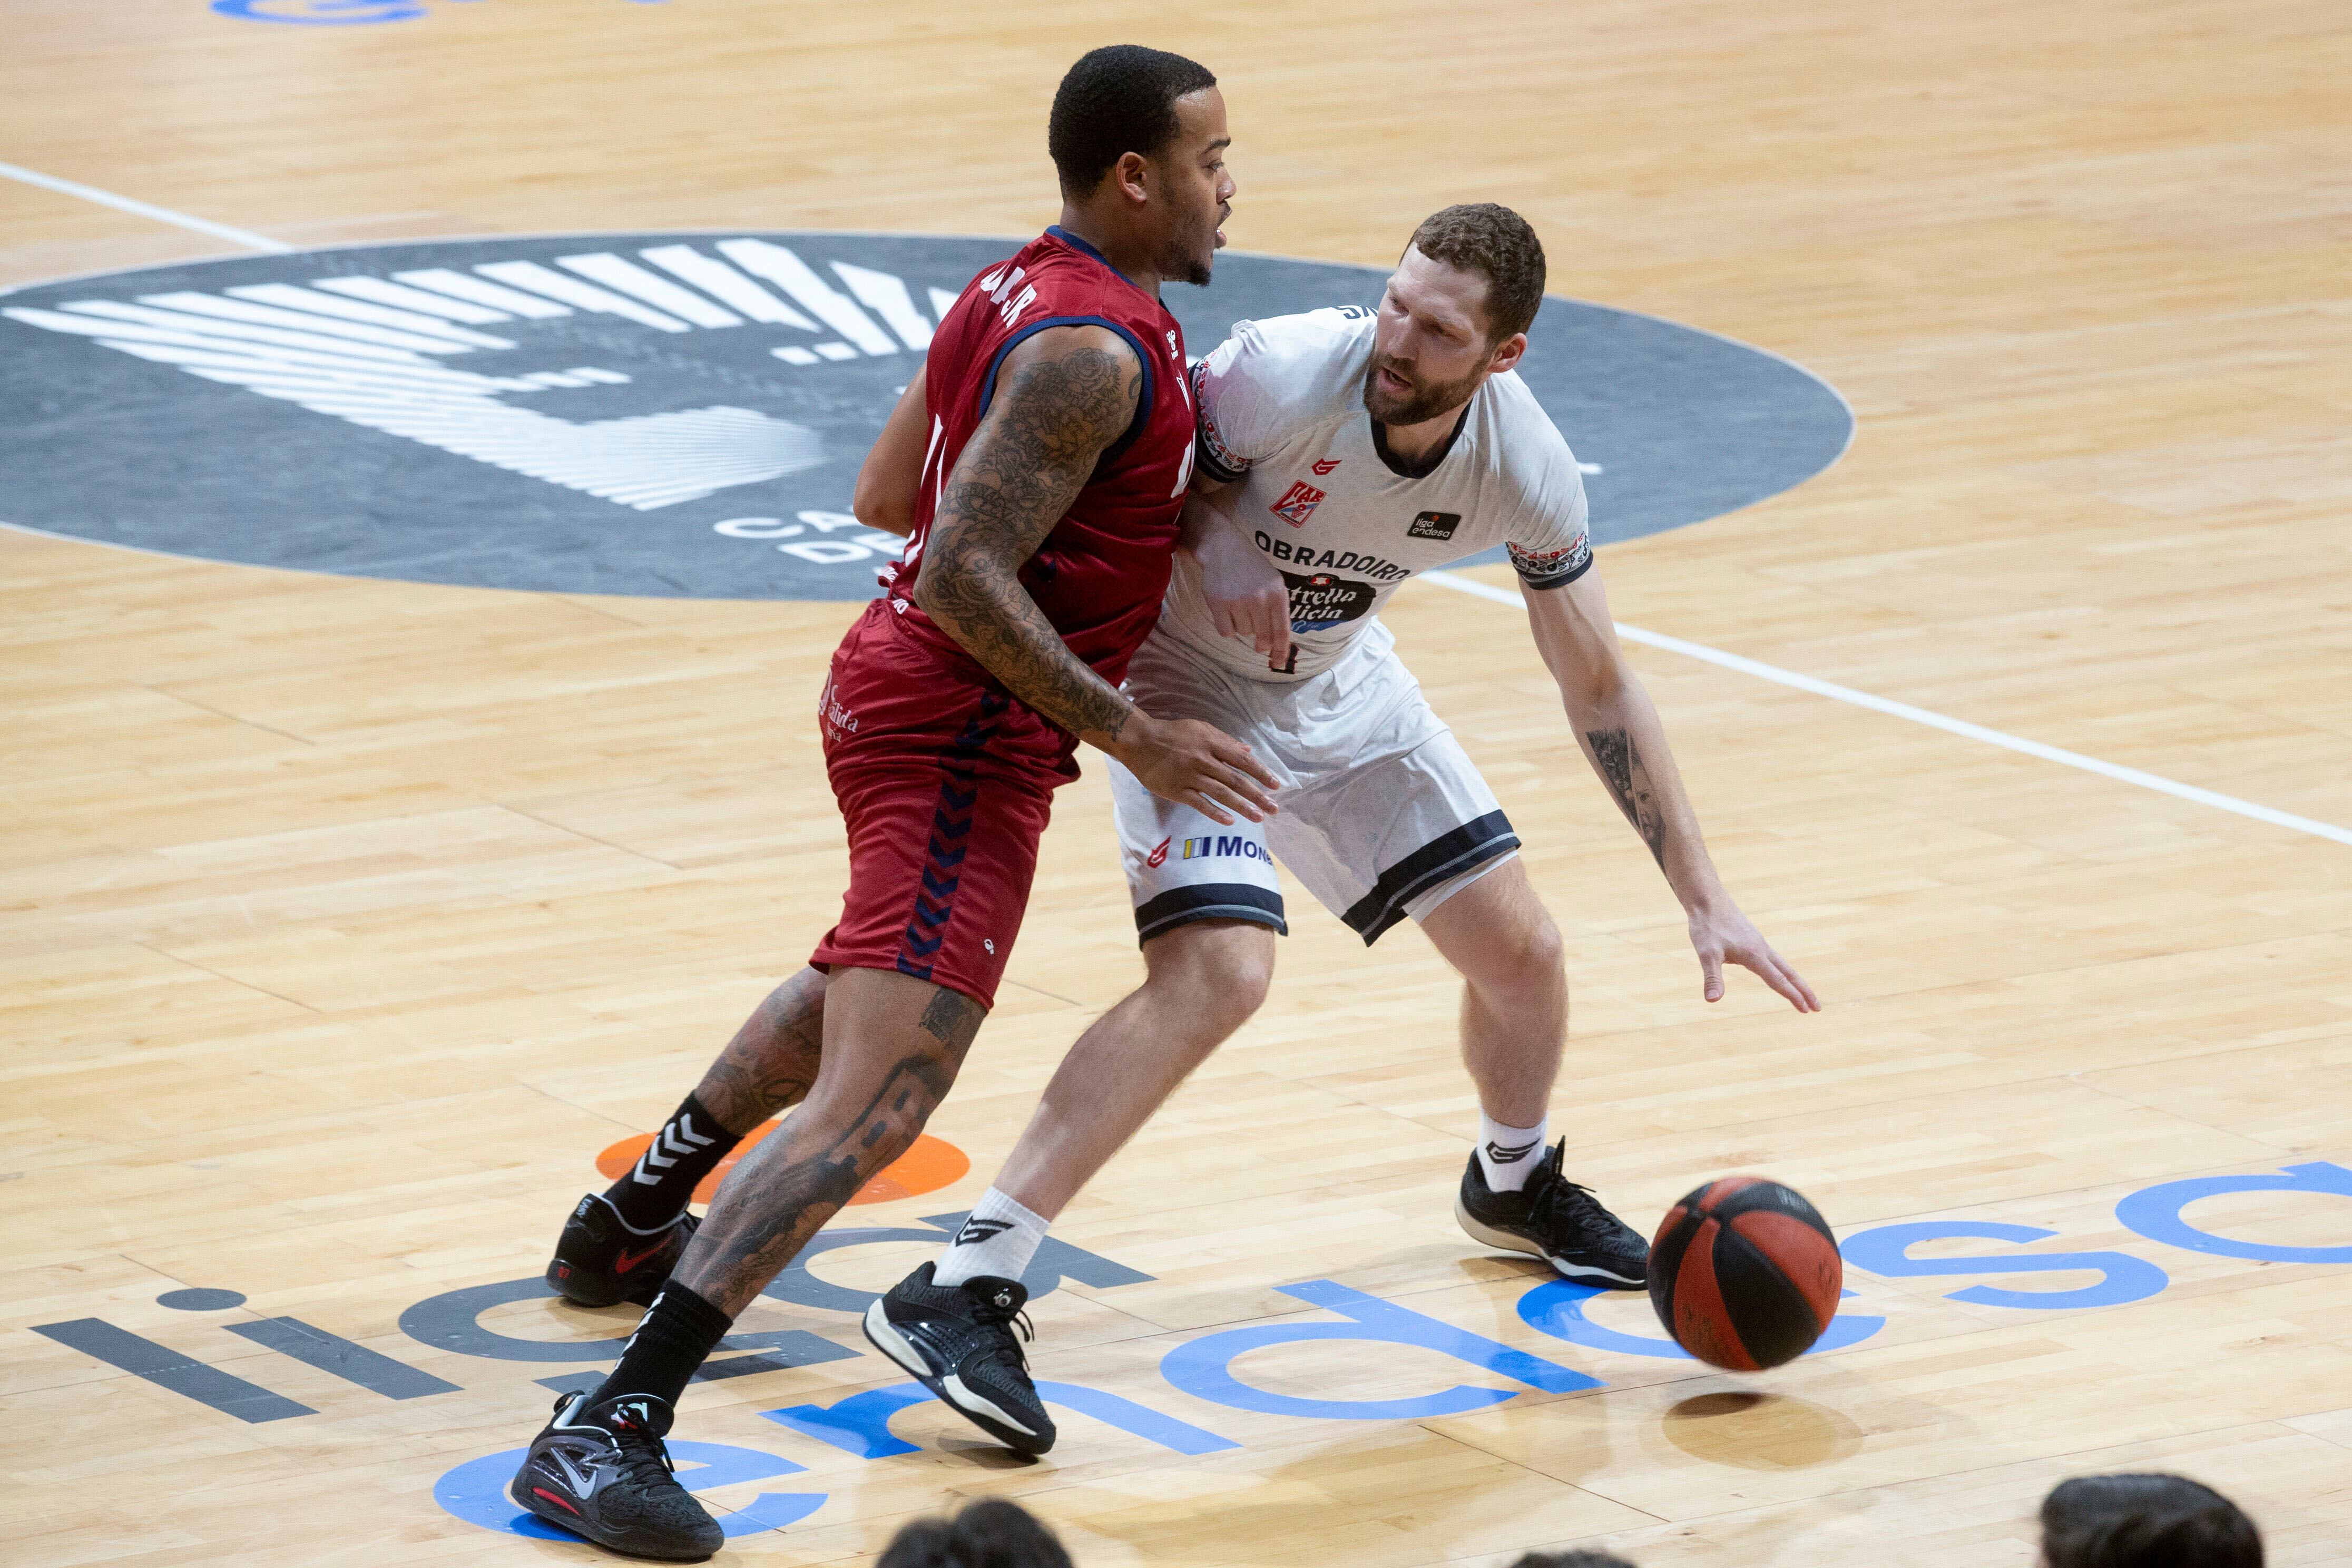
[
  {"xmin": 1525, "ymin": 570, "xmax": 1819, "ymax": 1012},
  {"xmin": 913, "ymin": 325, "xmax": 1278, "ymax": 825}
]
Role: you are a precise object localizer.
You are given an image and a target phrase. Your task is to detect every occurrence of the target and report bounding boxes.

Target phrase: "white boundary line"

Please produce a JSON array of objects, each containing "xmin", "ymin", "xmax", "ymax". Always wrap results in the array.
[
  {"xmin": 1419, "ymin": 570, "xmax": 2352, "ymax": 849},
  {"xmin": 13, "ymin": 164, "xmax": 2334, "ymax": 849},
  {"xmin": 0, "ymin": 160, "xmax": 291, "ymax": 254}
]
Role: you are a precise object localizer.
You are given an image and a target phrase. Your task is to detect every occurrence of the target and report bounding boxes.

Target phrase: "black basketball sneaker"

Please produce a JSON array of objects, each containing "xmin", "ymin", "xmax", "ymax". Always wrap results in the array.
[
  {"xmin": 547, "ymin": 1193, "xmax": 699, "ymax": 1308},
  {"xmin": 1455, "ymin": 1139, "xmax": 1650, "ymax": 1288},
  {"xmin": 862, "ymin": 1263, "xmax": 1056, "ymax": 1455},
  {"xmin": 509, "ymin": 1390, "xmax": 723, "ymax": 1561}
]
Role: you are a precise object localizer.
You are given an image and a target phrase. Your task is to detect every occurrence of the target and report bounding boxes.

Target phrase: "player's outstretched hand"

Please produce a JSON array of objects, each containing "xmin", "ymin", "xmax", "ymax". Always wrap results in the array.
[
  {"xmin": 1195, "ymin": 507, "xmax": 1294, "ymax": 668},
  {"xmin": 1116, "ymin": 713, "xmax": 1280, "ymax": 826},
  {"xmin": 1688, "ymin": 900, "xmax": 1819, "ymax": 1012}
]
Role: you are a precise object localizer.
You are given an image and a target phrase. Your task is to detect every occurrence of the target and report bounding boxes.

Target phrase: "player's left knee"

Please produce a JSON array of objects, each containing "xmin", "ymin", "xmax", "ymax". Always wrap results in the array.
[{"xmin": 1466, "ymin": 908, "xmax": 1564, "ymax": 997}]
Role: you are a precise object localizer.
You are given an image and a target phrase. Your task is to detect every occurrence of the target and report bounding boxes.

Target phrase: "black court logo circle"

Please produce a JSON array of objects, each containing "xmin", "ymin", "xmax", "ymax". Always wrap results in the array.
[{"xmin": 0, "ymin": 231, "xmax": 1853, "ymax": 601}]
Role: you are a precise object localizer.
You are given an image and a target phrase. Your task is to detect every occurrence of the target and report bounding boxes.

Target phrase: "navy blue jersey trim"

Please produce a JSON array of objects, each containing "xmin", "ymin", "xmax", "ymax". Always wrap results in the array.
[
  {"xmin": 976, "ymin": 313, "xmax": 1157, "ymax": 468},
  {"xmin": 1340, "ymin": 810, "xmax": 1519, "ymax": 944},
  {"xmin": 1133, "ymin": 882, "xmax": 1288, "ymax": 945},
  {"xmin": 1045, "ymin": 224, "xmax": 1137, "ymax": 287}
]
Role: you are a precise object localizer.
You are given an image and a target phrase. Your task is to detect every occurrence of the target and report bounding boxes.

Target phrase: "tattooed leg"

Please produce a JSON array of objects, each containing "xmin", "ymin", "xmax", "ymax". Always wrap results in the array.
[
  {"xmin": 690, "ymin": 966, "xmax": 829, "ymax": 1136},
  {"xmin": 1584, "ymin": 726, "xmax": 1668, "ymax": 870},
  {"xmin": 672, "ymin": 966, "xmax": 986, "ymax": 1318}
]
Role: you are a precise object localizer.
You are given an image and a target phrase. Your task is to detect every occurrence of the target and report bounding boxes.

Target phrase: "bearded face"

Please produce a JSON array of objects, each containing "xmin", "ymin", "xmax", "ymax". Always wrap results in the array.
[
  {"xmin": 1361, "ymin": 350, "xmax": 1488, "ymax": 427},
  {"xmin": 1360, "ymin": 246, "xmax": 1520, "ymax": 430}
]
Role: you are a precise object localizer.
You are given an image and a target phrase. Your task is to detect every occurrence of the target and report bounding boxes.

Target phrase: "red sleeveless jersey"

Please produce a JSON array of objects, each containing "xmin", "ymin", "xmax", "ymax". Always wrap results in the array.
[{"xmin": 883, "ymin": 226, "xmax": 1195, "ymax": 690}]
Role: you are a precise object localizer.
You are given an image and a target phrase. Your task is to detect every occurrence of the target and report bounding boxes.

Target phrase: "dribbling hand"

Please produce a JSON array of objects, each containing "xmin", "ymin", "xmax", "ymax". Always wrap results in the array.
[{"xmin": 1688, "ymin": 900, "xmax": 1819, "ymax": 1011}]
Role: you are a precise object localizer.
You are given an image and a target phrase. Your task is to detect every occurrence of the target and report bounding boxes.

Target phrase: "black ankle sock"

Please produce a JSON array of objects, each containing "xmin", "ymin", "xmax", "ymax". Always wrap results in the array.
[
  {"xmin": 594, "ymin": 1283, "xmax": 734, "ymax": 1408},
  {"xmin": 605, "ymin": 1094, "xmax": 741, "ymax": 1230}
]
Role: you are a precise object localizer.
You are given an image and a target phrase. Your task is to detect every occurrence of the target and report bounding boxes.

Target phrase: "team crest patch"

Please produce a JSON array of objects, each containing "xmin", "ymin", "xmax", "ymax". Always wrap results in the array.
[{"xmin": 1270, "ymin": 479, "xmax": 1326, "ymax": 527}]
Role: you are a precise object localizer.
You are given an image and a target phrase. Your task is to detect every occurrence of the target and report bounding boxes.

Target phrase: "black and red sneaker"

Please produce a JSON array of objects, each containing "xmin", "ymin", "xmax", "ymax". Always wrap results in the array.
[
  {"xmin": 509, "ymin": 1390, "xmax": 722, "ymax": 1561},
  {"xmin": 547, "ymin": 1193, "xmax": 698, "ymax": 1308}
]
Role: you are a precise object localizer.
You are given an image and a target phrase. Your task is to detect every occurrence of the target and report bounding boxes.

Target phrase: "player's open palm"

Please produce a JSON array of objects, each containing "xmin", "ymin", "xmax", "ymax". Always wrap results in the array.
[
  {"xmin": 1117, "ymin": 713, "xmax": 1281, "ymax": 826},
  {"xmin": 1689, "ymin": 900, "xmax": 1819, "ymax": 1012}
]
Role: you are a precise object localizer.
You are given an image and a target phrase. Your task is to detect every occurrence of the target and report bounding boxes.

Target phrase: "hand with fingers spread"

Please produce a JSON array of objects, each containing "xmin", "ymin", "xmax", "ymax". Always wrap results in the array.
[
  {"xmin": 1191, "ymin": 495, "xmax": 1295, "ymax": 670},
  {"xmin": 1687, "ymin": 898, "xmax": 1819, "ymax": 1012},
  {"xmin": 1112, "ymin": 713, "xmax": 1281, "ymax": 826}
]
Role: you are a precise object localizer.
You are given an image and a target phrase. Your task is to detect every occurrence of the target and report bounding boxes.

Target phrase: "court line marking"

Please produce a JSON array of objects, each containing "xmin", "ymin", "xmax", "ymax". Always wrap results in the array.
[
  {"xmin": 0, "ymin": 161, "xmax": 292, "ymax": 254},
  {"xmin": 1419, "ymin": 569, "xmax": 2352, "ymax": 849},
  {"xmin": 12, "ymin": 158, "xmax": 2336, "ymax": 850}
]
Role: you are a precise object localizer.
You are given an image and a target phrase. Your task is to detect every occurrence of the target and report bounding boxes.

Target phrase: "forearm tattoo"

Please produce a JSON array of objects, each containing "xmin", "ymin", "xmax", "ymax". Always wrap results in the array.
[
  {"xmin": 678, "ymin": 987, "xmax": 983, "ymax": 1318},
  {"xmin": 916, "ymin": 337, "xmax": 1141, "ymax": 743},
  {"xmin": 1586, "ymin": 727, "xmax": 1668, "ymax": 870},
  {"xmin": 693, "ymin": 967, "xmax": 827, "ymax": 1135}
]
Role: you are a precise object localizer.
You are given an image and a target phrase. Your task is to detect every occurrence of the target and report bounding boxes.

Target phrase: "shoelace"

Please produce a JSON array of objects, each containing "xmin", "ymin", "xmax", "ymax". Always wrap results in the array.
[
  {"xmin": 1530, "ymin": 1175, "xmax": 1626, "ymax": 1244},
  {"xmin": 605, "ymin": 1421, "xmax": 680, "ymax": 1487},
  {"xmin": 967, "ymin": 1293, "xmax": 1037, "ymax": 1373}
]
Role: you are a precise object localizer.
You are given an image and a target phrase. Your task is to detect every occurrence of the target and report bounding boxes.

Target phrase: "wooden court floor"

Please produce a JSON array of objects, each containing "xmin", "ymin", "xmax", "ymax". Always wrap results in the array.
[{"xmin": 5, "ymin": 1, "xmax": 2351, "ymax": 1563}]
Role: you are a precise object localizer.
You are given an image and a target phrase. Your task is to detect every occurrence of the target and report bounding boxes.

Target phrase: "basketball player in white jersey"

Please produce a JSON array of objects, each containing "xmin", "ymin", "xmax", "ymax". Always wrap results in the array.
[{"xmin": 864, "ymin": 203, "xmax": 1818, "ymax": 1455}]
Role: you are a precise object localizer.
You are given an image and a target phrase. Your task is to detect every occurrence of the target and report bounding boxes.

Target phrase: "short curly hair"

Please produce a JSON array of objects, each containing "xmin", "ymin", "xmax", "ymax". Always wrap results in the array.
[
  {"xmin": 1048, "ymin": 45, "xmax": 1218, "ymax": 199},
  {"xmin": 2041, "ymin": 1474, "xmax": 2262, "ymax": 1568},
  {"xmin": 1406, "ymin": 202, "xmax": 1547, "ymax": 342}
]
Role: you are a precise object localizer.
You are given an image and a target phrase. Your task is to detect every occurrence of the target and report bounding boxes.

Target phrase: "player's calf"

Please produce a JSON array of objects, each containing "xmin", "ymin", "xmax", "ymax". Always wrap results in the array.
[{"xmin": 514, "ymin": 969, "xmax": 990, "ymax": 1552}]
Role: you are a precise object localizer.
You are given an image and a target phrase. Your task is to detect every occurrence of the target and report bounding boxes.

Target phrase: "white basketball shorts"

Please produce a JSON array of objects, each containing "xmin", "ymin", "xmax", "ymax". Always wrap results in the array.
[{"xmin": 1108, "ymin": 619, "xmax": 1520, "ymax": 946}]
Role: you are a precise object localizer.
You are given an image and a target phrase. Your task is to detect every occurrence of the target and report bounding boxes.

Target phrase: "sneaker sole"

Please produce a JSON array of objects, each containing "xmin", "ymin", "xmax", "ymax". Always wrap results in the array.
[
  {"xmin": 507, "ymin": 1473, "xmax": 720, "ymax": 1562},
  {"xmin": 1454, "ymin": 1193, "xmax": 1647, "ymax": 1289},
  {"xmin": 543, "ymin": 1256, "xmax": 635, "ymax": 1310},
  {"xmin": 860, "ymin": 1299, "xmax": 1055, "ymax": 1456}
]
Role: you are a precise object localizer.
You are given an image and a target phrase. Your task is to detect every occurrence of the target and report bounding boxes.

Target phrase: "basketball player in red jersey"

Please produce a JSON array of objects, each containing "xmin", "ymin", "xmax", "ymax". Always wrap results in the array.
[{"xmin": 509, "ymin": 47, "xmax": 1262, "ymax": 1559}]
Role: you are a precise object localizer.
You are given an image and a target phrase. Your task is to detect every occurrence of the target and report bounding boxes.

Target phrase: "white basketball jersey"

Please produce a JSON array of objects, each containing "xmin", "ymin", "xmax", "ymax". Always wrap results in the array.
[{"xmin": 1162, "ymin": 306, "xmax": 1594, "ymax": 683}]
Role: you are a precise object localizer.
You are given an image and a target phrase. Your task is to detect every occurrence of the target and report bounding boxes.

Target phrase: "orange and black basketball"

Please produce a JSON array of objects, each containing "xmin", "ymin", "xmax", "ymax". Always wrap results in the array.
[{"xmin": 1648, "ymin": 1177, "xmax": 1841, "ymax": 1370}]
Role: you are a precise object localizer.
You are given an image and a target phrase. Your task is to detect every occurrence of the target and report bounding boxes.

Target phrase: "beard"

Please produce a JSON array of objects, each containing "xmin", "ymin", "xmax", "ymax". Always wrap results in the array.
[
  {"xmin": 1158, "ymin": 203, "xmax": 1228, "ymax": 288},
  {"xmin": 1361, "ymin": 356, "xmax": 1485, "ymax": 427}
]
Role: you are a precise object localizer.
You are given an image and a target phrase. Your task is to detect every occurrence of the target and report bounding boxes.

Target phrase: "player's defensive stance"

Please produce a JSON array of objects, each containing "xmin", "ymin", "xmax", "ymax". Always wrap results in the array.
[
  {"xmin": 863, "ymin": 204, "xmax": 1821, "ymax": 1454},
  {"xmin": 507, "ymin": 47, "xmax": 1260, "ymax": 1559}
]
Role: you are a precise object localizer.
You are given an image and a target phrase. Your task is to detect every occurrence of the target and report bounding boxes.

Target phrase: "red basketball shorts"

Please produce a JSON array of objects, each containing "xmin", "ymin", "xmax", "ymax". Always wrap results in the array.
[{"xmin": 808, "ymin": 601, "xmax": 1077, "ymax": 1010}]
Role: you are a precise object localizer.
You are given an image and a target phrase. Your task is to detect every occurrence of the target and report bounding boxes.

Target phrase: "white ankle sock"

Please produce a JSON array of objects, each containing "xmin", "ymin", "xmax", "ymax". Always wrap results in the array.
[
  {"xmin": 932, "ymin": 1187, "xmax": 1048, "ymax": 1287},
  {"xmin": 1477, "ymin": 1114, "xmax": 1548, "ymax": 1192}
]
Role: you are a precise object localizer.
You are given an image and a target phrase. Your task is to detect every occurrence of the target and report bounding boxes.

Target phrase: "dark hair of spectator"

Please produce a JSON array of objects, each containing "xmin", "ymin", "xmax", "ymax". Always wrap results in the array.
[
  {"xmin": 876, "ymin": 1497, "xmax": 1075, "ymax": 1568},
  {"xmin": 1048, "ymin": 45, "xmax": 1219, "ymax": 199},
  {"xmin": 1405, "ymin": 202, "xmax": 1547, "ymax": 345},
  {"xmin": 2041, "ymin": 1473, "xmax": 2263, "ymax": 1568},
  {"xmin": 1506, "ymin": 1552, "xmax": 1639, "ymax": 1568}
]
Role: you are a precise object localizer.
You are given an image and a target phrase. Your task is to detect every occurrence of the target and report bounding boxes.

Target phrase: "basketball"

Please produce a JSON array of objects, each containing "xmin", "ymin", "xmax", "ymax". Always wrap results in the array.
[{"xmin": 1649, "ymin": 1177, "xmax": 1841, "ymax": 1370}]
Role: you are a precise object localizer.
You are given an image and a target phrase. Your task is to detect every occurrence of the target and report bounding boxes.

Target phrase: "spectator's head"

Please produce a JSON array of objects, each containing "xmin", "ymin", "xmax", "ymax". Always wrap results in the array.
[
  {"xmin": 877, "ymin": 1497, "xmax": 1074, "ymax": 1568},
  {"xmin": 1507, "ymin": 1553, "xmax": 1638, "ymax": 1568},
  {"xmin": 2040, "ymin": 1473, "xmax": 2262, "ymax": 1568}
]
